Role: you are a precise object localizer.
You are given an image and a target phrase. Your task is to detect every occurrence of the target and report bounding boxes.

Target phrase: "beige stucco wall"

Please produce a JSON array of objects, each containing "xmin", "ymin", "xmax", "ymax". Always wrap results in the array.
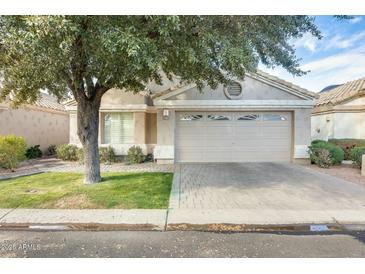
[
  {"xmin": 69, "ymin": 112, "xmax": 80, "ymax": 145},
  {"xmin": 101, "ymin": 88, "xmax": 145, "ymax": 106},
  {"xmin": 343, "ymin": 97, "xmax": 365, "ymax": 106},
  {"xmin": 0, "ymin": 106, "xmax": 69, "ymax": 151},
  {"xmin": 333, "ymin": 112, "xmax": 365, "ymax": 139},
  {"xmin": 311, "ymin": 112, "xmax": 365, "ymax": 140},
  {"xmin": 293, "ymin": 109, "xmax": 312, "ymax": 158},
  {"xmin": 134, "ymin": 112, "xmax": 146, "ymax": 144},
  {"xmin": 146, "ymin": 113, "xmax": 157, "ymax": 144},
  {"xmin": 154, "ymin": 109, "xmax": 175, "ymax": 162},
  {"xmin": 311, "ymin": 113, "xmax": 334, "ymax": 140},
  {"xmin": 311, "ymin": 95, "xmax": 365, "ymax": 140}
]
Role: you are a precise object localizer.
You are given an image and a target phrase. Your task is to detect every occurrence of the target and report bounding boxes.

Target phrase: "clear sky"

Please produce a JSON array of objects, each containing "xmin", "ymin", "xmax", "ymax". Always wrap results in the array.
[{"xmin": 260, "ymin": 16, "xmax": 365, "ymax": 93}]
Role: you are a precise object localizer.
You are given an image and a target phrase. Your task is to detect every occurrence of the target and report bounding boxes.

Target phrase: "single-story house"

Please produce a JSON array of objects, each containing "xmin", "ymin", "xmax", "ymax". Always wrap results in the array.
[
  {"xmin": 65, "ymin": 70, "xmax": 317, "ymax": 163},
  {"xmin": 0, "ymin": 93, "xmax": 69, "ymax": 151},
  {"xmin": 312, "ymin": 77, "xmax": 365, "ymax": 140}
]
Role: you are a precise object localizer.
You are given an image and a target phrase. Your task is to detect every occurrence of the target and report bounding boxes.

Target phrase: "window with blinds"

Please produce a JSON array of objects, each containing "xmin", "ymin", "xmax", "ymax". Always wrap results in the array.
[{"xmin": 103, "ymin": 113, "xmax": 134, "ymax": 144}]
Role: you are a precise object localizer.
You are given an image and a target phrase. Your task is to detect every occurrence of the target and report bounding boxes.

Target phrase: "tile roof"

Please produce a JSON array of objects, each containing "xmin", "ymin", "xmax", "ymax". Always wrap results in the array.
[
  {"xmin": 31, "ymin": 93, "xmax": 66, "ymax": 112},
  {"xmin": 316, "ymin": 77, "xmax": 365, "ymax": 106},
  {"xmin": 253, "ymin": 70, "xmax": 318, "ymax": 99},
  {"xmin": 2, "ymin": 91, "xmax": 66, "ymax": 112}
]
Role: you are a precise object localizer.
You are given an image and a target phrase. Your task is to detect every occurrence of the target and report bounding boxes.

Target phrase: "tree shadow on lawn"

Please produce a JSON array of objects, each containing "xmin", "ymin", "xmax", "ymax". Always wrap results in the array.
[{"xmin": 100, "ymin": 172, "xmax": 172, "ymax": 184}]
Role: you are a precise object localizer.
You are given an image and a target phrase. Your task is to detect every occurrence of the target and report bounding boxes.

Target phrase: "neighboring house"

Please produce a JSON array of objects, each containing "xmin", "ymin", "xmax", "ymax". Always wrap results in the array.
[
  {"xmin": 0, "ymin": 93, "xmax": 69, "ymax": 151},
  {"xmin": 312, "ymin": 77, "xmax": 365, "ymax": 140},
  {"xmin": 65, "ymin": 70, "xmax": 317, "ymax": 163}
]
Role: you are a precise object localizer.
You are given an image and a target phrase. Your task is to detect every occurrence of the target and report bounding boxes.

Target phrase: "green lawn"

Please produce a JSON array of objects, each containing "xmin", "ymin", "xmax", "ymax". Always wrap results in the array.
[{"xmin": 0, "ymin": 172, "xmax": 173, "ymax": 209}]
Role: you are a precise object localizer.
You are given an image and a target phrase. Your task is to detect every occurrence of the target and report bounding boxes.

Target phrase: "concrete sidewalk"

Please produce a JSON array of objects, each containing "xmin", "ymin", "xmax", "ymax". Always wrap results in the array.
[
  {"xmin": 1, "ymin": 208, "xmax": 365, "ymax": 231},
  {"xmin": 0, "ymin": 209, "xmax": 167, "ymax": 230},
  {"xmin": 166, "ymin": 209, "xmax": 365, "ymax": 228}
]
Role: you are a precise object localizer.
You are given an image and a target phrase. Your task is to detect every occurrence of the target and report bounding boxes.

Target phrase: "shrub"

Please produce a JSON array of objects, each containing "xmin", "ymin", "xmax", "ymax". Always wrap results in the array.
[
  {"xmin": 47, "ymin": 145, "xmax": 57, "ymax": 156},
  {"xmin": 126, "ymin": 145, "xmax": 145, "ymax": 164},
  {"xmin": 311, "ymin": 139, "xmax": 327, "ymax": 145},
  {"xmin": 328, "ymin": 138, "xmax": 365, "ymax": 160},
  {"xmin": 55, "ymin": 144, "xmax": 79, "ymax": 161},
  {"xmin": 0, "ymin": 135, "xmax": 27, "ymax": 171},
  {"xmin": 310, "ymin": 148, "xmax": 332, "ymax": 168},
  {"xmin": 25, "ymin": 145, "xmax": 43, "ymax": 159},
  {"xmin": 308, "ymin": 141, "xmax": 344, "ymax": 167},
  {"xmin": 99, "ymin": 146, "xmax": 116, "ymax": 164},
  {"xmin": 349, "ymin": 147, "xmax": 365, "ymax": 168}
]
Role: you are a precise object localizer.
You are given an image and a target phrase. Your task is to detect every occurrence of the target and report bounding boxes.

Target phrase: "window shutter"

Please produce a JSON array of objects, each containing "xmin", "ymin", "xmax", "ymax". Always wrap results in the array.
[{"xmin": 104, "ymin": 113, "xmax": 134, "ymax": 144}]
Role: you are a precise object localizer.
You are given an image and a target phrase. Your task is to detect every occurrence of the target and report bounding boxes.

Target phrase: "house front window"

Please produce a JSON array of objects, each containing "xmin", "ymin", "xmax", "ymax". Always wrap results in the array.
[{"xmin": 103, "ymin": 113, "xmax": 134, "ymax": 144}]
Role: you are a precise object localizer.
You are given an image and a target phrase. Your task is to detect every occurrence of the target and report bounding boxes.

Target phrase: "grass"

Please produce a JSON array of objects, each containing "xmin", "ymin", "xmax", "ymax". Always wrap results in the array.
[{"xmin": 0, "ymin": 172, "xmax": 173, "ymax": 209}]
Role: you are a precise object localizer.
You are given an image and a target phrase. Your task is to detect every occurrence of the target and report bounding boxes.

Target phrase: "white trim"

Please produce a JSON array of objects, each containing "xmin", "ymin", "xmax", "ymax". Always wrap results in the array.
[
  {"xmin": 155, "ymin": 99, "xmax": 315, "ymax": 109},
  {"xmin": 153, "ymin": 145, "xmax": 174, "ymax": 159},
  {"xmin": 294, "ymin": 145, "xmax": 309, "ymax": 158}
]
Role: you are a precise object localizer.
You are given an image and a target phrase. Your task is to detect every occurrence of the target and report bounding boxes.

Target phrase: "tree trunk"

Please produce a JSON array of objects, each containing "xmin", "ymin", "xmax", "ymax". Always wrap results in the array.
[{"xmin": 77, "ymin": 96, "xmax": 102, "ymax": 184}]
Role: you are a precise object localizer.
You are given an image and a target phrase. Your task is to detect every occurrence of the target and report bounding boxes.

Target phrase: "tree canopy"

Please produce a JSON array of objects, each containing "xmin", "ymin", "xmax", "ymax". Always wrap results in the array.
[{"xmin": 0, "ymin": 16, "xmax": 321, "ymax": 105}]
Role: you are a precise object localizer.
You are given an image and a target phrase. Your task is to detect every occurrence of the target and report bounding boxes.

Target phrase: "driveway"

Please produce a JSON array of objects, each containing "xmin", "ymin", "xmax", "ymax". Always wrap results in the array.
[{"xmin": 170, "ymin": 162, "xmax": 365, "ymax": 210}]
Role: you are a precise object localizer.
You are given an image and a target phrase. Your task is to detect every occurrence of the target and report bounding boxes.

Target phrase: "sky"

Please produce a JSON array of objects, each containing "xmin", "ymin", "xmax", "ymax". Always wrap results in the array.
[{"xmin": 259, "ymin": 16, "xmax": 365, "ymax": 93}]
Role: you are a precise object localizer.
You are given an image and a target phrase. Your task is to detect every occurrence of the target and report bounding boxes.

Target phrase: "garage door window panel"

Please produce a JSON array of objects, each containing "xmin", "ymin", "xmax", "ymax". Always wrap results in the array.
[
  {"xmin": 237, "ymin": 114, "xmax": 260, "ymax": 121},
  {"xmin": 207, "ymin": 114, "xmax": 231, "ymax": 121},
  {"xmin": 263, "ymin": 114, "xmax": 288, "ymax": 121},
  {"xmin": 179, "ymin": 114, "xmax": 203, "ymax": 121}
]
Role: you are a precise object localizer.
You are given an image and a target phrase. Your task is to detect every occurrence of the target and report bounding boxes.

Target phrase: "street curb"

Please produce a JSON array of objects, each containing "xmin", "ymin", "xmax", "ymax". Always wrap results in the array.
[
  {"xmin": 2, "ymin": 222, "xmax": 365, "ymax": 232},
  {"xmin": 166, "ymin": 223, "xmax": 365, "ymax": 233},
  {"xmin": 0, "ymin": 223, "xmax": 163, "ymax": 231},
  {"xmin": 166, "ymin": 223, "xmax": 352, "ymax": 233},
  {"xmin": 0, "ymin": 209, "xmax": 167, "ymax": 231}
]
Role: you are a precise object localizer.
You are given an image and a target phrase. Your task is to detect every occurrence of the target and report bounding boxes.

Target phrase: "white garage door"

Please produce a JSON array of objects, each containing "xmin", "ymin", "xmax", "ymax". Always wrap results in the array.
[{"xmin": 176, "ymin": 111, "xmax": 292, "ymax": 162}]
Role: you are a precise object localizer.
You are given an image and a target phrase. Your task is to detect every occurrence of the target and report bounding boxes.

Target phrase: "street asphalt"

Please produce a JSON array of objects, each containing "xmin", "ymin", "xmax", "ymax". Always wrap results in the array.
[{"xmin": 1, "ymin": 230, "xmax": 365, "ymax": 257}]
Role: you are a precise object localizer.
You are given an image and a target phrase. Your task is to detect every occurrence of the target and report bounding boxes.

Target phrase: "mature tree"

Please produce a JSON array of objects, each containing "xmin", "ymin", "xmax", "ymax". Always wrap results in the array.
[{"xmin": 0, "ymin": 16, "xmax": 322, "ymax": 183}]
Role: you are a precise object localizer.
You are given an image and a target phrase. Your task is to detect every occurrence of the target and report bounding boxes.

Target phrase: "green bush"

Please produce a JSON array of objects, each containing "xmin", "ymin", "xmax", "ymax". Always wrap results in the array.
[
  {"xmin": 25, "ymin": 145, "xmax": 43, "ymax": 159},
  {"xmin": 99, "ymin": 146, "xmax": 116, "ymax": 164},
  {"xmin": 328, "ymin": 138, "xmax": 365, "ymax": 160},
  {"xmin": 47, "ymin": 145, "xmax": 56, "ymax": 156},
  {"xmin": 349, "ymin": 147, "xmax": 365, "ymax": 168},
  {"xmin": 311, "ymin": 139, "xmax": 327, "ymax": 145},
  {"xmin": 0, "ymin": 135, "xmax": 27, "ymax": 170},
  {"xmin": 55, "ymin": 144, "xmax": 79, "ymax": 161},
  {"xmin": 126, "ymin": 145, "xmax": 145, "ymax": 164},
  {"xmin": 310, "ymin": 148, "xmax": 332, "ymax": 168},
  {"xmin": 308, "ymin": 141, "xmax": 344, "ymax": 167}
]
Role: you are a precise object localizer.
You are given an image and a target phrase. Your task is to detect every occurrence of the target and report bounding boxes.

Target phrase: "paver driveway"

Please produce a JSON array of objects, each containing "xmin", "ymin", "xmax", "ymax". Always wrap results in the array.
[{"xmin": 171, "ymin": 163, "xmax": 365, "ymax": 210}]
